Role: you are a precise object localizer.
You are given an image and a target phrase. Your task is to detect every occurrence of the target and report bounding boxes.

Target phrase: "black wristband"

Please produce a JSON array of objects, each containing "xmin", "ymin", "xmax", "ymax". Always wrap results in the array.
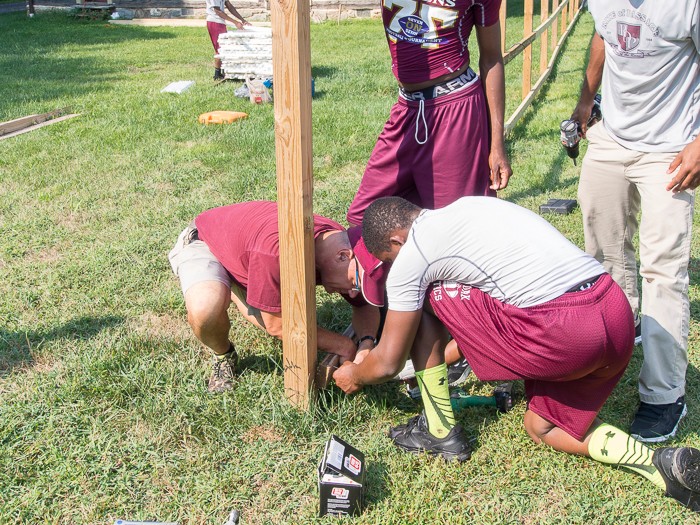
[{"xmin": 356, "ymin": 335, "xmax": 376, "ymax": 347}]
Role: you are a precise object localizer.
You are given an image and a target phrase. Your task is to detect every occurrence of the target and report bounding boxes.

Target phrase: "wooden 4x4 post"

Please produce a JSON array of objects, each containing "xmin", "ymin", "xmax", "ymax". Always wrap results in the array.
[{"xmin": 270, "ymin": 0, "xmax": 317, "ymax": 409}]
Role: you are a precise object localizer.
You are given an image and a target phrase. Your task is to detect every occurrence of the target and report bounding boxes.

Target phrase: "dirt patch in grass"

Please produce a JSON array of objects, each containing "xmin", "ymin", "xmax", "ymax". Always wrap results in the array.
[{"xmin": 240, "ymin": 425, "xmax": 288, "ymax": 444}]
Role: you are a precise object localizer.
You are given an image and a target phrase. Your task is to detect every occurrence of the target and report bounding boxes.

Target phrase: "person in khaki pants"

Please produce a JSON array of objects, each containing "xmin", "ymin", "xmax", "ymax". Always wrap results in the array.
[{"xmin": 571, "ymin": 1, "xmax": 700, "ymax": 442}]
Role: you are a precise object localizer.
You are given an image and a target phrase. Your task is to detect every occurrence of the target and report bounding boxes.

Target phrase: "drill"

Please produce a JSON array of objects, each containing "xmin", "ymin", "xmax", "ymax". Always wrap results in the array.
[{"xmin": 560, "ymin": 93, "xmax": 602, "ymax": 165}]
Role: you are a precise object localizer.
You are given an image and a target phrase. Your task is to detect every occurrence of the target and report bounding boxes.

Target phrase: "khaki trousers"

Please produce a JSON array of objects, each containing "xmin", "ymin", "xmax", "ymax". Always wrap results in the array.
[{"xmin": 578, "ymin": 123, "xmax": 694, "ymax": 404}]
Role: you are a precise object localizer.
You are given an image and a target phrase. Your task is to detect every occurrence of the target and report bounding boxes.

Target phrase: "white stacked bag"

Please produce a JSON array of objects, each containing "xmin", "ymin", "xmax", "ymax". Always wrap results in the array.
[{"xmin": 217, "ymin": 27, "xmax": 273, "ymax": 80}]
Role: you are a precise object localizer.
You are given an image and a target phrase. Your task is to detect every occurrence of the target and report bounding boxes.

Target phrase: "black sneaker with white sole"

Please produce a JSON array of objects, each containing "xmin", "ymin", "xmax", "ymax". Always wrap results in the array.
[
  {"xmin": 630, "ymin": 396, "xmax": 687, "ymax": 443},
  {"xmin": 390, "ymin": 413, "xmax": 472, "ymax": 462},
  {"xmin": 634, "ymin": 319, "xmax": 642, "ymax": 346},
  {"xmin": 652, "ymin": 447, "xmax": 700, "ymax": 512}
]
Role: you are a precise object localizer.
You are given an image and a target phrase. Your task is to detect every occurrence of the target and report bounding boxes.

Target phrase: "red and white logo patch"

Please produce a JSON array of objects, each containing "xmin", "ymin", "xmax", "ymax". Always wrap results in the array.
[
  {"xmin": 617, "ymin": 21, "xmax": 641, "ymax": 51},
  {"xmin": 331, "ymin": 487, "xmax": 349, "ymax": 499}
]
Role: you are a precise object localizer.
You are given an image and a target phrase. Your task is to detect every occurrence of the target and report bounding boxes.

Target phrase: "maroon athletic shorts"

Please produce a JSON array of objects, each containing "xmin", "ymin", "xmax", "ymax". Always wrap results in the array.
[
  {"xmin": 207, "ymin": 21, "xmax": 227, "ymax": 53},
  {"xmin": 346, "ymin": 79, "xmax": 494, "ymax": 226},
  {"xmin": 428, "ymin": 273, "xmax": 634, "ymax": 441}
]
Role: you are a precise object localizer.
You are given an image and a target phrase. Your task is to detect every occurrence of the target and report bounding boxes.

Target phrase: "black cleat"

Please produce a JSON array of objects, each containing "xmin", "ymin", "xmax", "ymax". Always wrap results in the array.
[
  {"xmin": 652, "ymin": 447, "xmax": 700, "ymax": 512},
  {"xmin": 390, "ymin": 413, "xmax": 472, "ymax": 462}
]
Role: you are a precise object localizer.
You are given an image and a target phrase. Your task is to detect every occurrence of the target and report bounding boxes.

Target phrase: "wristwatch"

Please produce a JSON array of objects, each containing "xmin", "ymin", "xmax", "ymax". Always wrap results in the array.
[{"xmin": 356, "ymin": 335, "xmax": 377, "ymax": 347}]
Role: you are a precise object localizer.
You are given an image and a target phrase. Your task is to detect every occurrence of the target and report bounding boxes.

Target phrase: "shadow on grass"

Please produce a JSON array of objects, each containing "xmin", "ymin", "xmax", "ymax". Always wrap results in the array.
[
  {"xmin": 0, "ymin": 314, "xmax": 125, "ymax": 376},
  {"xmin": 0, "ymin": 12, "xmax": 178, "ymax": 112},
  {"xmin": 504, "ymin": 14, "xmax": 595, "ymax": 201}
]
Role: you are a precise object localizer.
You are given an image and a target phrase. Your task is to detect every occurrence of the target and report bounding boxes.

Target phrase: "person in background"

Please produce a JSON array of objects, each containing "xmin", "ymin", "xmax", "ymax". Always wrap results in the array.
[{"xmin": 205, "ymin": 0, "xmax": 249, "ymax": 81}]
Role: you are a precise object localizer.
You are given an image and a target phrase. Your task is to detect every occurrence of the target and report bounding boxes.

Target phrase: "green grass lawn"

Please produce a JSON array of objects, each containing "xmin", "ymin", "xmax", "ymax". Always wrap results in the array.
[{"xmin": 1, "ymin": 6, "xmax": 700, "ymax": 525}]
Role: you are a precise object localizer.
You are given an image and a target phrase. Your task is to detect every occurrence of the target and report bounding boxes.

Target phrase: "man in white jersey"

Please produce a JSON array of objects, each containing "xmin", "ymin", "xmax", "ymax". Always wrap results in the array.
[
  {"xmin": 571, "ymin": 1, "xmax": 700, "ymax": 442},
  {"xmin": 334, "ymin": 196, "xmax": 700, "ymax": 513}
]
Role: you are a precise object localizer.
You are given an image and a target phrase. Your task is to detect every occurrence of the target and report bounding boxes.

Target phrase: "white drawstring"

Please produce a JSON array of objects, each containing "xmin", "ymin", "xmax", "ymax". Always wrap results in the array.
[{"xmin": 415, "ymin": 98, "xmax": 428, "ymax": 145}]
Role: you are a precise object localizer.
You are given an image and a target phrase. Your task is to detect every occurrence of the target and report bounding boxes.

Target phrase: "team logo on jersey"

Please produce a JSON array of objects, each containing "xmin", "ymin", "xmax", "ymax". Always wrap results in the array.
[
  {"xmin": 432, "ymin": 282, "xmax": 471, "ymax": 302},
  {"xmin": 617, "ymin": 21, "xmax": 641, "ymax": 51},
  {"xmin": 442, "ymin": 281, "xmax": 460, "ymax": 298},
  {"xmin": 398, "ymin": 15, "xmax": 429, "ymax": 38}
]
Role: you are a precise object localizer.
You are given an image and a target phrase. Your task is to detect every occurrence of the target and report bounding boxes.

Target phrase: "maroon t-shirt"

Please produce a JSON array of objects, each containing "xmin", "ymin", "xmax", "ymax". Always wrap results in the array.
[{"xmin": 195, "ymin": 201, "xmax": 354, "ymax": 313}]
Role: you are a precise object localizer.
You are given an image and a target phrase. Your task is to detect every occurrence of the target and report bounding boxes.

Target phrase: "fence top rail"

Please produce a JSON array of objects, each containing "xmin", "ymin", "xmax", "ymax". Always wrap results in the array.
[{"xmin": 503, "ymin": 0, "xmax": 572, "ymax": 65}]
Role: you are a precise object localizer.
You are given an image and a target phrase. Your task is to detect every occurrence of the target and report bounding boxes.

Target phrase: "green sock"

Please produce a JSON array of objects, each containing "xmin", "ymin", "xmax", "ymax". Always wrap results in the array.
[
  {"xmin": 415, "ymin": 363, "xmax": 455, "ymax": 439},
  {"xmin": 588, "ymin": 423, "xmax": 665, "ymax": 490}
]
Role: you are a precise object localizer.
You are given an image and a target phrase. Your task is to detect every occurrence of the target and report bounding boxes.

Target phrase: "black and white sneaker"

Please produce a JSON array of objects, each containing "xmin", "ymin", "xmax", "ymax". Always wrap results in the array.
[
  {"xmin": 388, "ymin": 414, "xmax": 421, "ymax": 440},
  {"xmin": 634, "ymin": 318, "xmax": 642, "ymax": 346},
  {"xmin": 630, "ymin": 396, "xmax": 687, "ymax": 443},
  {"xmin": 448, "ymin": 358, "xmax": 472, "ymax": 387},
  {"xmin": 390, "ymin": 413, "xmax": 472, "ymax": 462},
  {"xmin": 652, "ymin": 447, "xmax": 700, "ymax": 512}
]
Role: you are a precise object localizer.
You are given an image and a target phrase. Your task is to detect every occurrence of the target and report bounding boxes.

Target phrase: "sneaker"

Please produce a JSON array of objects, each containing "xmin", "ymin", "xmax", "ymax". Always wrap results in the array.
[
  {"xmin": 390, "ymin": 413, "xmax": 472, "ymax": 462},
  {"xmin": 448, "ymin": 358, "xmax": 472, "ymax": 387},
  {"xmin": 630, "ymin": 396, "xmax": 687, "ymax": 442},
  {"xmin": 405, "ymin": 383, "xmax": 422, "ymax": 400},
  {"xmin": 652, "ymin": 447, "xmax": 700, "ymax": 512},
  {"xmin": 208, "ymin": 345, "xmax": 238, "ymax": 393},
  {"xmin": 388, "ymin": 414, "xmax": 421, "ymax": 440},
  {"xmin": 634, "ymin": 318, "xmax": 642, "ymax": 346}
]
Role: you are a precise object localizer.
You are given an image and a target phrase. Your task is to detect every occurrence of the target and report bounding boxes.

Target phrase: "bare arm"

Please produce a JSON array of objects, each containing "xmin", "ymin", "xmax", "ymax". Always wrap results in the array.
[
  {"xmin": 572, "ymin": 32, "xmax": 605, "ymax": 136},
  {"xmin": 476, "ymin": 22, "xmax": 512, "ymax": 191},
  {"xmin": 231, "ymin": 296, "xmax": 356, "ymax": 361},
  {"xmin": 350, "ymin": 304, "xmax": 381, "ymax": 363},
  {"xmin": 213, "ymin": 6, "xmax": 243, "ymax": 29},
  {"xmin": 224, "ymin": 1, "xmax": 249, "ymax": 25},
  {"xmin": 333, "ymin": 309, "xmax": 422, "ymax": 394}
]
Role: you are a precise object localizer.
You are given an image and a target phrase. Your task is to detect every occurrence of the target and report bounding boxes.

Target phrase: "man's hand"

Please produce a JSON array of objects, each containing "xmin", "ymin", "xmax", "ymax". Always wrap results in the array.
[
  {"xmin": 571, "ymin": 101, "xmax": 593, "ymax": 137},
  {"xmin": 232, "ymin": 20, "xmax": 244, "ymax": 29},
  {"xmin": 489, "ymin": 143, "xmax": 512, "ymax": 190},
  {"xmin": 333, "ymin": 361, "xmax": 363, "ymax": 394},
  {"xmin": 353, "ymin": 348, "xmax": 370, "ymax": 364},
  {"xmin": 667, "ymin": 137, "xmax": 700, "ymax": 193}
]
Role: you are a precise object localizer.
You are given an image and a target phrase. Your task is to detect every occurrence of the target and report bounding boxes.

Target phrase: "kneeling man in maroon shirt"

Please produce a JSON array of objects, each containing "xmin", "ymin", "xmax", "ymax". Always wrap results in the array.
[{"xmin": 169, "ymin": 200, "xmax": 385, "ymax": 392}]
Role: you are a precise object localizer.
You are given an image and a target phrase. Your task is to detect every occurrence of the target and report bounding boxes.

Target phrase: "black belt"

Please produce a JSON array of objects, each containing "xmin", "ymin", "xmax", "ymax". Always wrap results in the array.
[{"xmin": 566, "ymin": 274, "xmax": 603, "ymax": 293}]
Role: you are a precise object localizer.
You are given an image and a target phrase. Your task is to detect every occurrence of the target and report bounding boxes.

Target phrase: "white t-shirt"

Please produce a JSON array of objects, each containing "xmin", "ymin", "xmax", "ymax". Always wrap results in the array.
[
  {"xmin": 206, "ymin": 0, "xmax": 226, "ymax": 24},
  {"xmin": 386, "ymin": 197, "xmax": 605, "ymax": 311},
  {"xmin": 588, "ymin": 0, "xmax": 700, "ymax": 152}
]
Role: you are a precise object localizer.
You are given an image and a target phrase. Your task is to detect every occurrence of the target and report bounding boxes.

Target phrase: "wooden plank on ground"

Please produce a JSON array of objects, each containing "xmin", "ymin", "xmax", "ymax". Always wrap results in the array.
[
  {"xmin": 0, "ymin": 108, "xmax": 69, "ymax": 136},
  {"xmin": 0, "ymin": 112, "xmax": 79, "ymax": 141},
  {"xmin": 270, "ymin": 0, "xmax": 317, "ymax": 409}
]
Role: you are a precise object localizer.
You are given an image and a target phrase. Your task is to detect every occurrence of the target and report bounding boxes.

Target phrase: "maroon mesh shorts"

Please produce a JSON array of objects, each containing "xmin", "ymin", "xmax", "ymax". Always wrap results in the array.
[
  {"xmin": 428, "ymin": 274, "xmax": 634, "ymax": 440},
  {"xmin": 346, "ymin": 80, "xmax": 494, "ymax": 226},
  {"xmin": 207, "ymin": 21, "xmax": 227, "ymax": 53}
]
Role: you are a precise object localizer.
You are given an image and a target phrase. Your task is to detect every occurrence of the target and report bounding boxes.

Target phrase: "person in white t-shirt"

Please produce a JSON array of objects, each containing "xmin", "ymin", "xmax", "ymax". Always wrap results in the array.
[
  {"xmin": 205, "ymin": 0, "xmax": 249, "ymax": 81},
  {"xmin": 333, "ymin": 196, "xmax": 700, "ymax": 514},
  {"xmin": 571, "ymin": 1, "xmax": 700, "ymax": 443}
]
